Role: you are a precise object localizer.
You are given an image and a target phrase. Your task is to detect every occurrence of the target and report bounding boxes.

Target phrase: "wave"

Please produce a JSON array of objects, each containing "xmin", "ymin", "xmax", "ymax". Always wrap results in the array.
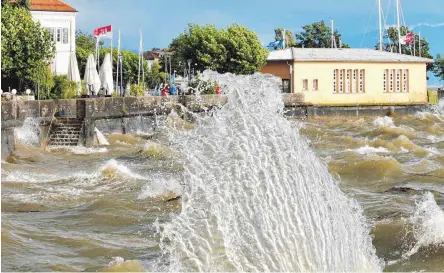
[{"xmin": 404, "ymin": 192, "xmax": 444, "ymax": 258}]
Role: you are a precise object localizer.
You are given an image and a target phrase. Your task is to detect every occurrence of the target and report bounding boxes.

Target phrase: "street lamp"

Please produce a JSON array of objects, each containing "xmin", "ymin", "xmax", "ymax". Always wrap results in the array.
[
  {"xmin": 26, "ymin": 89, "xmax": 31, "ymax": 100},
  {"xmin": 11, "ymin": 89, "xmax": 17, "ymax": 95},
  {"xmin": 187, "ymin": 59, "xmax": 191, "ymax": 81}
]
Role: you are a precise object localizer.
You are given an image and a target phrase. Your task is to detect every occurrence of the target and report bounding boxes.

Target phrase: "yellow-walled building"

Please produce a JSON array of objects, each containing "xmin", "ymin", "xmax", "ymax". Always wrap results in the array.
[{"xmin": 261, "ymin": 48, "xmax": 434, "ymax": 106}]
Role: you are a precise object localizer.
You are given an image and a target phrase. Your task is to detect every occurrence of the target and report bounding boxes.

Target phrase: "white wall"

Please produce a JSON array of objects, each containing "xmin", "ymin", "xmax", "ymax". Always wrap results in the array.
[{"xmin": 30, "ymin": 11, "xmax": 77, "ymax": 75}]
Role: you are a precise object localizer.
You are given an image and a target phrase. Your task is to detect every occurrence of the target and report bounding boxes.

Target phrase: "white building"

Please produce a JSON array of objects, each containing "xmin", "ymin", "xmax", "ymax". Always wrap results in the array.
[{"xmin": 30, "ymin": 0, "xmax": 77, "ymax": 75}]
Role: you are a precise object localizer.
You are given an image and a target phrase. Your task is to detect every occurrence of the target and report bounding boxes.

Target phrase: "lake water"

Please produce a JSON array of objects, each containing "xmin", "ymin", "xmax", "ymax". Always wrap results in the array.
[{"xmin": 2, "ymin": 72, "xmax": 444, "ymax": 272}]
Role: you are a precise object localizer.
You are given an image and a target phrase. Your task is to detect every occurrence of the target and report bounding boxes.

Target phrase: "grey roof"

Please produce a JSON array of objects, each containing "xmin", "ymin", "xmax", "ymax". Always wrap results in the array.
[{"xmin": 268, "ymin": 48, "xmax": 434, "ymax": 63}]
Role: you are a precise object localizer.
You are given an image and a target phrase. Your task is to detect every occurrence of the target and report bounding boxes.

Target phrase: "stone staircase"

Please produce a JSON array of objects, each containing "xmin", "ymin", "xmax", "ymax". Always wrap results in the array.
[{"xmin": 48, "ymin": 118, "xmax": 84, "ymax": 146}]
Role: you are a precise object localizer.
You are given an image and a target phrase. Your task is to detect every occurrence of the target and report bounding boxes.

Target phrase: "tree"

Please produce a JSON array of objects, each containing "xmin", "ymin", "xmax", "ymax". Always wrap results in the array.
[
  {"xmin": 145, "ymin": 62, "xmax": 166, "ymax": 89},
  {"xmin": 376, "ymin": 26, "xmax": 433, "ymax": 71},
  {"xmin": 1, "ymin": 3, "xmax": 55, "ymax": 91},
  {"xmin": 167, "ymin": 23, "xmax": 268, "ymax": 75},
  {"xmin": 295, "ymin": 20, "xmax": 350, "ymax": 48},
  {"xmin": 274, "ymin": 28, "xmax": 297, "ymax": 48},
  {"xmin": 433, "ymin": 54, "xmax": 444, "ymax": 81}
]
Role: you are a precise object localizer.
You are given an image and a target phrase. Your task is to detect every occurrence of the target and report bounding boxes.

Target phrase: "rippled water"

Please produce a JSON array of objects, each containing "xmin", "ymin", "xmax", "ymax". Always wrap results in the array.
[{"xmin": 2, "ymin": 73, "xmax": 444, "ymax": 272}]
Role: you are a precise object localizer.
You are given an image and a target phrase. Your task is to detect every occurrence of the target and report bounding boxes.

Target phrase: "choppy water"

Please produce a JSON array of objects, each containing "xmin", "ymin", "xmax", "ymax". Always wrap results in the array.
[{"xmin": 2, "ymin": 73, "xmax": 444, "ymax": 272}]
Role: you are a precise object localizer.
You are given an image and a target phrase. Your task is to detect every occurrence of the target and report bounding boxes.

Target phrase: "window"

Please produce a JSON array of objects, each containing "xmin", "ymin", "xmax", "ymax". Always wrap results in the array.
[
  {"xmin": 56, "ymin": 28, "xmax": 61, "ymax": 42},
  {"xmin": 389, "ymin": 69, "xmax": 394, "ymax": 92},
  {"xmin": 383, "ymin": 70, "xmax": 387, "ymax": 92},
  {"xmin": 282, "ymin": 79, "xmax": 291, "ymax": 93},
  {"xmin": 346, "ymin": 69, "xmax": 351, "ymax": 93},
  {"xmin": 396, "ymin": 69, "xmax": 401, "ymax": 92},
  {"xmin": 339, "ymin": 69, "xmax": 345, "ymax": 93},
  {"xmin": 302, "ymin": 79, "xmax": 308, "ymax": 91},
  {"xmin": 333, "ymin": 70, "xmax": 337, "ymax": 92},
  {"xmin": 63, "ymin": 28, "xmax": 69, "ymax": 44},
  {"xmin": 352, "ymin": 69, "xmax": 357, "ymax": 93},
  {"xmin": 47, "ymin": 28, "xmax": 55, "ymax": 41},
  {"xmin": 359, "ymin": 69, "xmax": 365, "ymax": 93},
  {"xmin": 313, "ymin": 79, "xmax": 318, "ymax": 91},
  {"xmin": 403, "ymin": 69, "xmax": 409, "ymax": 92}
]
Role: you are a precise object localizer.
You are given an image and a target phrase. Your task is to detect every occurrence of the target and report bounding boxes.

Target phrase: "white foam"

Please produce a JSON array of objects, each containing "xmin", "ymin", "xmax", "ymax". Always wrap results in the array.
[
  {"xmin": 14, "ymin": 118, "xmax": 41, "ymax": 146},
  {"xmin": 100, "ymin": 159, "xmax": 147, "ymax": 180},
  {"xmin": 405, "ymin": 192, "xmax": 444, "ymax": 258},
  {"xmin": 373, "ymin": 116, "xmax": 395, "ymax": 128},
  {"xmin": 348, "ymin": 145, "xmax": 390, "ymax": 155},
  {"xmin": 48, "ymin": 146, "xmax": 108, "ymax": 155},
  {"xmin": 94, "ymin": 127, "xmax": 110, "ymax": 146},
  {"xmin": 159, "ymin": 70, "xmax": 381, "ymax": 272},
  {"xmin": 138, "ymin": 176, "xmax": 183, "ymax": 200}
]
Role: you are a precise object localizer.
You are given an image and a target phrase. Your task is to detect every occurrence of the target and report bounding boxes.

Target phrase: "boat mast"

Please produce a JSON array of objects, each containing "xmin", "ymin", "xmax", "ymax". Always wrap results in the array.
[
  {"xmin": 378, "ymin": 0, "xmax": 383, "ymax": 51},
  {"xmin": 396, "ymin": 0, "xmax": 402, "ymax": 54}
]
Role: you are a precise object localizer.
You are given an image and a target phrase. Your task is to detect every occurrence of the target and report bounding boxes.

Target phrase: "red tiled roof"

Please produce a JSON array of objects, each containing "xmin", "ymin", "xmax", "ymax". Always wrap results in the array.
[{"xmin": 30, "ymin": 0, "xmax": 77, "ymax": 12}]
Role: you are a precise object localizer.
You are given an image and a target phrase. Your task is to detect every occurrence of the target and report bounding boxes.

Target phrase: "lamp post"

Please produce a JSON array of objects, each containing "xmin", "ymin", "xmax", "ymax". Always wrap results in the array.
[
  {"xmin": 11, "ymin": 89, "xmax": 17, "ymax": 101},
  {"xmin": 26, "ymin": 89, "xmax": 31, "ymax": 100},
  {"xmin": 187, "ymin": 59, "xmax": 191, "ymax": 82}
]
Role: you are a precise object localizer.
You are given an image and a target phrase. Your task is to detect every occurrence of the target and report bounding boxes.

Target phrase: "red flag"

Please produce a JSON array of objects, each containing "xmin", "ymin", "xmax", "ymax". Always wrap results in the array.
[
  {"xmin": 93, "ymin": 25, "xmax": 112, "ymax": 37},
  {"xmin": 400, "ymin": 33, "xmax": 414, "ymax": 45}
]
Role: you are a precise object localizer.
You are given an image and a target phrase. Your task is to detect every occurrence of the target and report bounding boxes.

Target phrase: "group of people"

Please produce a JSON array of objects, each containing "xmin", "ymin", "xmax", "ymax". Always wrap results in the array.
[
  {"xmin": 151, "ymin": 83, "xmax": 223, "ymax": 96},
  {"xmin": 151, "ymin": 83, "xmax": 178, "ymax": 96}
]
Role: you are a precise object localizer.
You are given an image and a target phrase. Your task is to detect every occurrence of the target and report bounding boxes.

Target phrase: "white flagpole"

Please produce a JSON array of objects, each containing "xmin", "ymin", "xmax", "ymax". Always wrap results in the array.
[
  {"xmin": 396, "ymin": 0, "xmax": 402, "ymax": 54},
  {"xmin": 138, "ymin": 28, "xmax": 141, "ymax": 86},
  {"xmin": 110, "ymin": 25, "xmax": 113, "ymax": 80},
  {"xmin": 378, "ymin": 0, "xmax": 383, "ymax": 51},
  {"xmin": 413, "ymin": 34, "xmax": 416, "ymax": 56},
  {"xmin": 331, "ymin": 19, "xmax": 334, "ymax": 48},
  {"xmin": 115, "ymin": 29, "xmax": 120, "ymax": 96},
  {"xmin": 419, "ymin": 31, "xmax": 421, "ymax": 57}
]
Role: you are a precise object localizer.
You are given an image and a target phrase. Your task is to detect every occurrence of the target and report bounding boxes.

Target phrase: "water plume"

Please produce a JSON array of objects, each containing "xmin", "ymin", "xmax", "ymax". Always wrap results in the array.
[{"xmin": 159, "ymin": 71, "xmax": 381, "ymax": 272}]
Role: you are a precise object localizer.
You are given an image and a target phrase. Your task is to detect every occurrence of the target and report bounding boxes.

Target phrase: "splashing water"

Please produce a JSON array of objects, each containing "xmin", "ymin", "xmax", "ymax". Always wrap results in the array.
[
  {"xmin": 159, "ymin": 71, "xmax": 381, "ymax": 272},
  {"xmin": 404, "ymin": 192, "xmax": 444, "ymax": 258},
  {"xmin": 14, "ymin": 118, "xmax": 41, "ymax": 146},
  {"xmin": 95, "ymin": 127, "xmax": 110, "ymax": 146},
  {"xmin": 373, "ymin": 116, "xmax": 395, "ymax": 128}
]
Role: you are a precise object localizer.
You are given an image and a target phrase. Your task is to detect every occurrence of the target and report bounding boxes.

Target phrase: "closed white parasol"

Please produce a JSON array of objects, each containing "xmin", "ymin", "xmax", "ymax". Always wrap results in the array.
[
  {"xmin": 67, "ymin": 51, "xmax": 81, "ymax": 96},
  {"xmin": 84, "ymin": 54, "xmax": 101, "ymax": 95},
  {"xmin": 99, "ymin": 53, "xmax": 114, "ymax": 95}
]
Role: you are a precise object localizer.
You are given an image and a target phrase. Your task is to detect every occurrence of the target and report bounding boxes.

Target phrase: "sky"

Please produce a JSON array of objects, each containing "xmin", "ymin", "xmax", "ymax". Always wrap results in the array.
[{"xmin": 65, "ymin": 0, "xmax": 444, "ymax": 85}]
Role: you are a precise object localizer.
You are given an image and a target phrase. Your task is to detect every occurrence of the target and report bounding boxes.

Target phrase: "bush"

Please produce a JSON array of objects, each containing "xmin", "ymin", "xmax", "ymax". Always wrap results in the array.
[
  {"xmin": 32, "ymin": 66, "xmax": 54, "ymax": 99},
  {"xmin": 188, "ymin": 76, "xmax": 218, "ymax": 95},
  {"xmin": 130, "ymin": 83, "xmax": 145, "ymax": 97},
  {"xmin": 51, "ymin": 75, "xmax": 78, "ymax": 99}
]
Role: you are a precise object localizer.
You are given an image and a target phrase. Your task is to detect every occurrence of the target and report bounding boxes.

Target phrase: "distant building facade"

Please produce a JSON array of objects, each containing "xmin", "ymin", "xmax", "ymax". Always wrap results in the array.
[
  {"xmin": 261, "ymin": 48, "xmax": 434, "ymax": 106},
  {"xmin": 143, "ymin": 49, "xmax": 164, "ymax": 70},
  {"xmin": 30, "ymin": 0, "xmax": 77, "ymax": 75}
]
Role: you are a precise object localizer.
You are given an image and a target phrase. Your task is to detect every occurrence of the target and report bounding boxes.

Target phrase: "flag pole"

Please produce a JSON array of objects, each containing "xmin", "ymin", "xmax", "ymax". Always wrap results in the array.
[
  {"xmin": 115, "ymin": 29, "xmax": 120, "ymax": 96},
  {"xmin": 110, "ymin": 25, "xmax": 113, "ymax": 86},
  {"xmin": 419, "ymin": 31, "xmax": 421, "ymax": 57},
  {"xmin": 396, "ymin": 0, "xmax": 402, "ymax": 54},
  {"xmin": 378, "ymin": 0, "xmax": 383, "ymax": 51}
]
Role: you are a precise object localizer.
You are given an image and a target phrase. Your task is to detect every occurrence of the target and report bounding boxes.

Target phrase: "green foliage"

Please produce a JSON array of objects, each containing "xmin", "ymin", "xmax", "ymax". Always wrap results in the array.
[
  {"xmin": 188, "ymin": 76, "xmax": 218, "ymax": 95},
  {"xmin": 1, "ymin": 3, "xmax": 55, "ymax": 90},
  {"xmin": 433, "ymin": 54, "xmax": 444, "ymax": 81},
  {"xmin": 166, "ymin": 23, "xmax": 268, "ymax": 75},
  {"xmin": 31, "ymin": 66, "xmax": 54, "ymax": 99},
  {"xmin": 377, "ymin": 26, "xmax": 433, "ymax": 70},
  {"xmin": 274, "ymin": 28, "xmax": 297, "ymax": 48},
  {"xmin": 51, "ymin": 75, "xmax": 78, "ymax": 99},
  {"xmin": 130, "ymin": 83, "xmax": 145, "ymax": 97},
  {"xmin": 146, "ymin": 62, "xmax": 166, "ymax": 89},
  {"xmin": 295, "ymin": 20, "xmax": 350, "ymax": 48}
]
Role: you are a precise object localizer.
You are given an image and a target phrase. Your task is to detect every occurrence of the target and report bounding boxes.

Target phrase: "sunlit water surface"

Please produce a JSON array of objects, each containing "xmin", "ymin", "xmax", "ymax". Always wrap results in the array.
[{"xmin": 2, "ymin": 73, "xmax": 444, "ymax": 272}]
